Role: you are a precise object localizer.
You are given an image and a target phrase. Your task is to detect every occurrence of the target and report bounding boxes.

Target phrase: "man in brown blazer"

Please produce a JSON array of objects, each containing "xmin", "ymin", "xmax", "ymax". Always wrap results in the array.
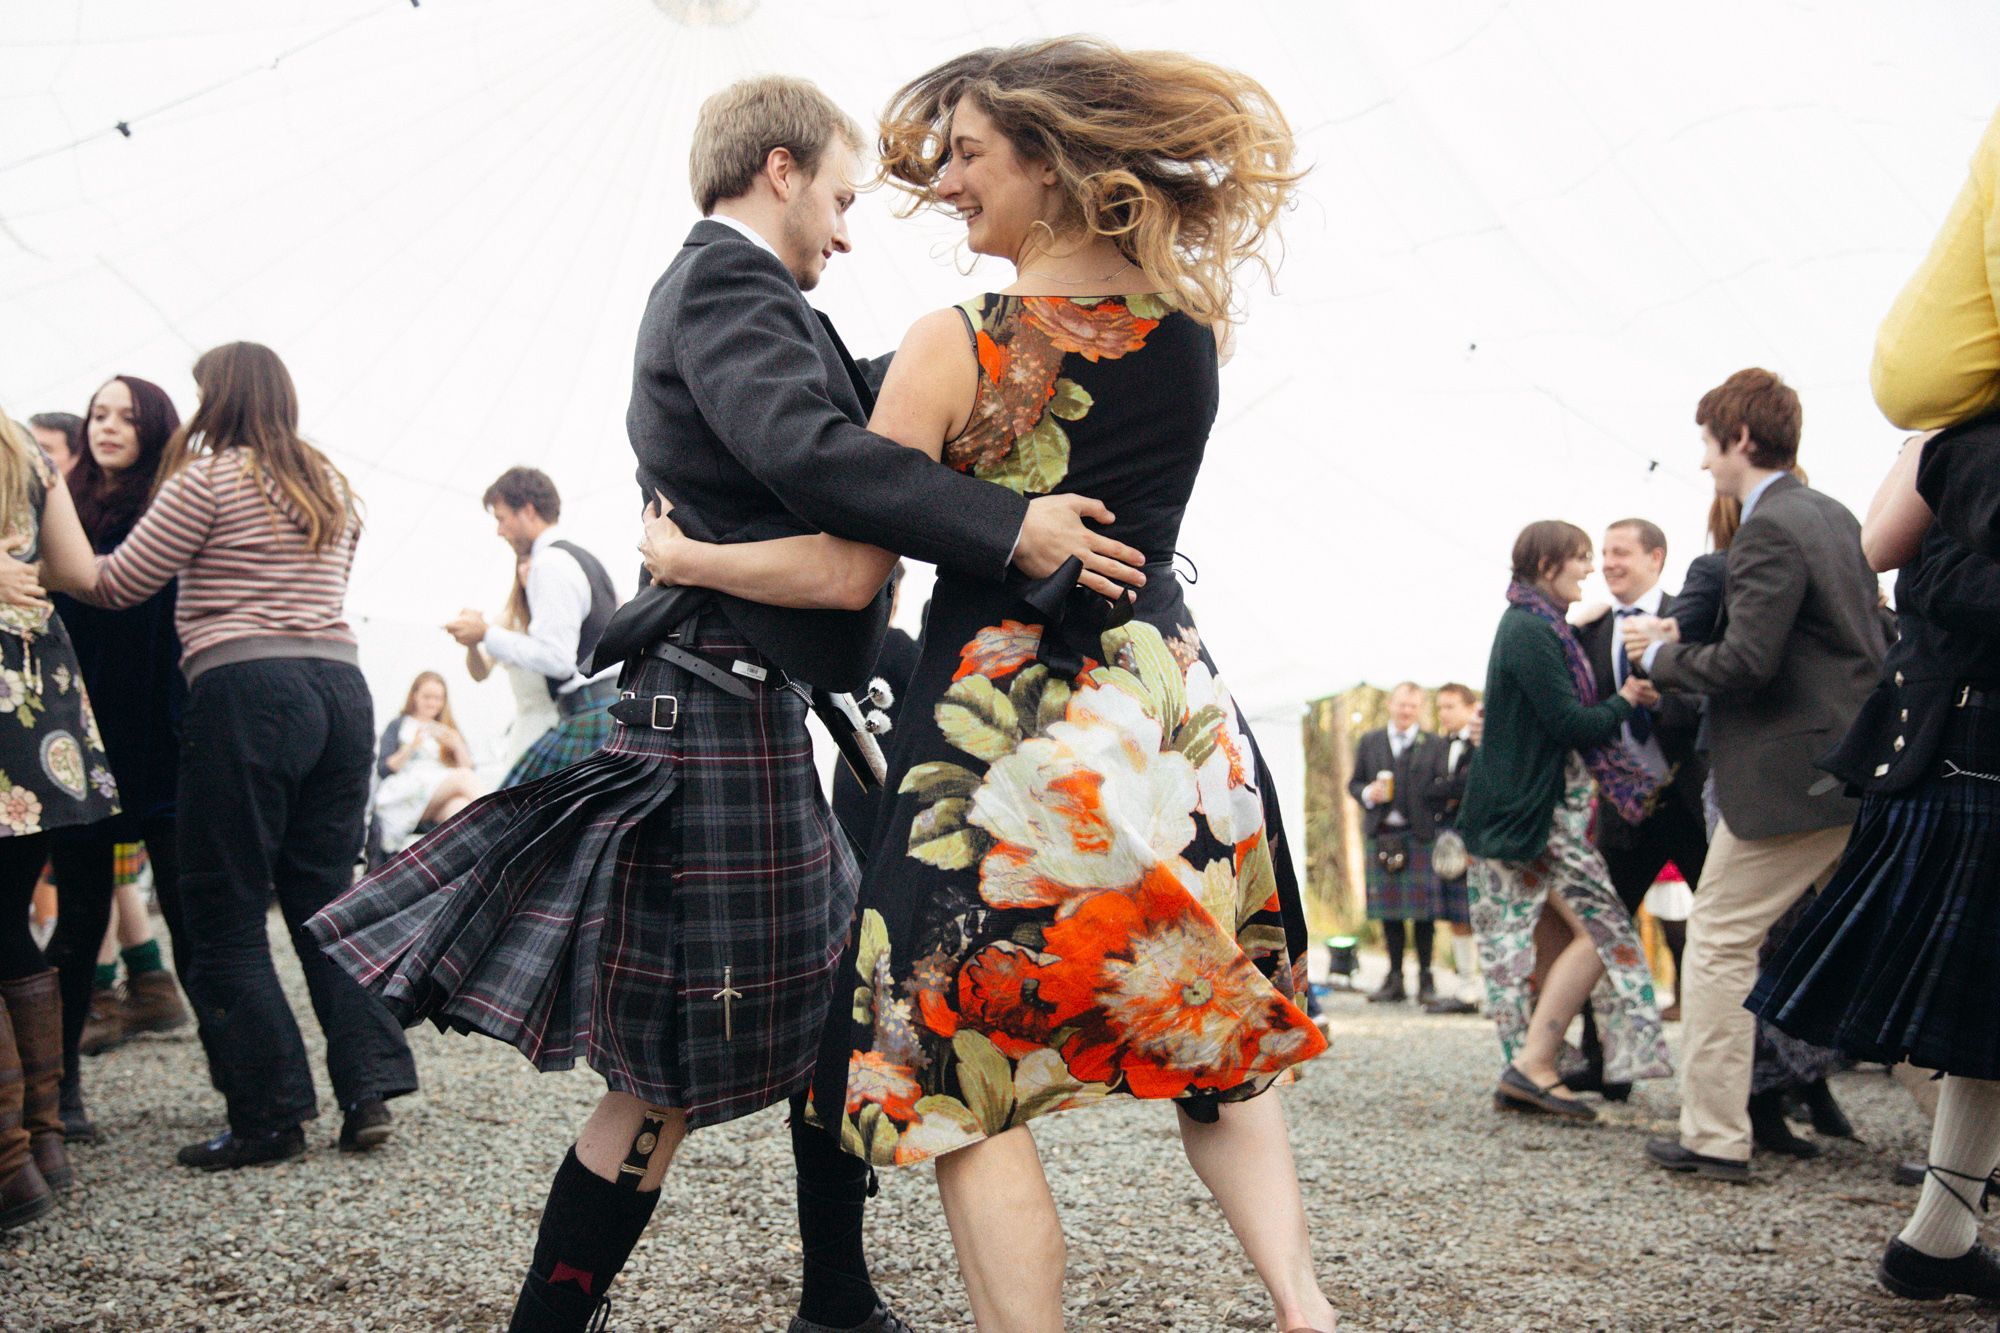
[{"xmin": 1623, "ymin": 368, "xmax": 1886, "ymax": 1181}]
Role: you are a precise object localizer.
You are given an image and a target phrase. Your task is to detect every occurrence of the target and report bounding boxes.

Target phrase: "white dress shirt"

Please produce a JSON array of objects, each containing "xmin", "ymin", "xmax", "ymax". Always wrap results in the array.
[
  {"xmin": 707, "ymin": 211, "xmax": 780, "ymax": 257},
  {"xmin": 1612, "ymin": 584, "xmax": 1671, "ymax": 778},
  {"xmin": 483, "ymin": 528, "xmax": 616, "ymax": 696}
]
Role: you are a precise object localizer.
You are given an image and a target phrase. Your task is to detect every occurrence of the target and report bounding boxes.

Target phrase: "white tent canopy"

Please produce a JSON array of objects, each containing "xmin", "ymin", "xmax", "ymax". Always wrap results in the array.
[{"xmin": 3, "ymin": 0, "xmax": 1994, "ymax": 858}]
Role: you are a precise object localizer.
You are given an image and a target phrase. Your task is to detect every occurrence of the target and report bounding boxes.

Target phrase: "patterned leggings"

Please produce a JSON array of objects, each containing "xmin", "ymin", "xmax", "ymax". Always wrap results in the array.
[{"xmin": 1467, "ymin": 759, "xmax": 1672, "ymax": 1085}]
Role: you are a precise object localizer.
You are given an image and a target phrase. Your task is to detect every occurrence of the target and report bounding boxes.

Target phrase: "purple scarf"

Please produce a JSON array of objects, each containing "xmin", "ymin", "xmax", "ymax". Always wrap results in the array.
[{"xmin": 1506, "ymin": 579, "xmax": 1661, "ymax": 824}]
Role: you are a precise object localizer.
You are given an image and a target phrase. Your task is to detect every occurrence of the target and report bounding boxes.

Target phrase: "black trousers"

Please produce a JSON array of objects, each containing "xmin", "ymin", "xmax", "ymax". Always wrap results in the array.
[
  {"xmin": 0, "ymin": 833, "xmax": 53, "ymax": 979},
  {"xmin": 47, "ymin": 813, "xmax": 189, "ymax": 1083},
  {"xmin": 177, "ymin": 658, "xmax": 416, "ymax": 1136},
  {"xmin": 1598, "ymin": 793, "xmax": 1710, "ymax": 917}
]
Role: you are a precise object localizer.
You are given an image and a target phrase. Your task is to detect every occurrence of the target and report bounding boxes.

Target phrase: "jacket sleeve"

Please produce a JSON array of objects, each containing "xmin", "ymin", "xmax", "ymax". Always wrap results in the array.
[
  {"xmin": 671, "ymin": 243, "xmax": 1028, "ymax": 579},
  {"xmin": 1346, "ymin": 733, "xmax": 1378, "ymax": 804},
  {"xmin": 1670, "ymin": 557, "xmax": 1727, "ymax": 645},
  {"xmin": 1899, "ymin": 529, "xmax": 2000, "ymax": 632},
  {"xmin": 376, "ymin": 719, "xmax": 403, "ymax": 780},
  {"xmin": 1650, "ymin": 517, "xmax": 1807, "ymax": 696},
  {"xmin": 1509, "ymin": 617, "xmax": 1634, "ymax": 749},
  {"xmin": 1918, "ymin": 426, "xmax": 2000, "ymax": 560},
  {"xmin": 1424, "ymin": 743, "xmax": 1469, "ymax": 814}
]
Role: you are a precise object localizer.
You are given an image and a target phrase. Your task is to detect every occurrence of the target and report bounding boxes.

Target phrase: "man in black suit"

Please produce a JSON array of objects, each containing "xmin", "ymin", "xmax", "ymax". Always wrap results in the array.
[
  {"xmin": 1347, "ymin": 683, "xmax": 1442, "ymax": 1004},
  {"xmin": 1575, "ymin": 519, "xmax": 1711, "ymax": 913},
  {"xmin": 510, "ymin": 76, "xmax": 1145, "ymax": 1333},
  {"xmin": 1417, "ymin": 683, "xmax": 1481, "ymax": 1014},
  {"xmin": 1624, "ymin": 368, "xmax": 1886, "ymax": 1183}
]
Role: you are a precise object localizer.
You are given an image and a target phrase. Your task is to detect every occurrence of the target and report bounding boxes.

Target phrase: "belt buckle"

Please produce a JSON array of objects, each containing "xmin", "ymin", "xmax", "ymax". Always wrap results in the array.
[{"xmin": 651, "ymin": 694, "xmax": 679, "ymax": 731}]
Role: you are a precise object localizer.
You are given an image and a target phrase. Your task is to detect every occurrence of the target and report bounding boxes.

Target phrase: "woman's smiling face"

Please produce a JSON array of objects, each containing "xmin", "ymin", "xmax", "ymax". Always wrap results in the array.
[{"xmin": 934, "ymin": 97, "xmax": 1059, "ymax": 262}]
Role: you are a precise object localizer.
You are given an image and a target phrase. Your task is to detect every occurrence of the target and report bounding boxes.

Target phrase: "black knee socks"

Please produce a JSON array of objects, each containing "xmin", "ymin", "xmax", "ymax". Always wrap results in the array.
[
  {"xmin": 510, "ymin": 1146, "xmax": 660, "ymax": 1332},
  {"xmin": 1383, "ymin": 921, "xmax": 1405, "ymax": 975},
  {"xmin": 790, "ymin": 1092, "xmax": 881, "ymax": 1328},
  {"xmin": 1413, "ymin": 919, "xmax": 1436, "ymax": 972}
]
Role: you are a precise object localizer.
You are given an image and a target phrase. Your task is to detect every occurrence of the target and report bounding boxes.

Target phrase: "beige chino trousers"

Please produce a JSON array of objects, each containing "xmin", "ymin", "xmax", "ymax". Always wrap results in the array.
[{"xmin": 1678, "ymin": 817, "xmax": 1854, "ymax": 1161}]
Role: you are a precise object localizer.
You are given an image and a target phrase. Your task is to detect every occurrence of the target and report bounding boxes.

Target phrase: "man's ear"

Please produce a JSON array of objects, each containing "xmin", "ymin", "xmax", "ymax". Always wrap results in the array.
[
  {"xmin": 1731, "ymin": 424, "xmax": 1753, "ymax": 457},
  {"xmin": 764, "ymin": 146, "xmax": 798, "ymax": 201}
]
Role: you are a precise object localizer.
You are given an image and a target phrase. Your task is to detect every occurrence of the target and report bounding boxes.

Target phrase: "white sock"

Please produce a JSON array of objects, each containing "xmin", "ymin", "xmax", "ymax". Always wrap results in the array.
[
  {"xmin": 1899, "ymin": 1075, "xmax": 2000, "ymax": 1259},
  {"xmin": 1453, "ymin": 933, "xmax": 1481, "ymax": 1004}
]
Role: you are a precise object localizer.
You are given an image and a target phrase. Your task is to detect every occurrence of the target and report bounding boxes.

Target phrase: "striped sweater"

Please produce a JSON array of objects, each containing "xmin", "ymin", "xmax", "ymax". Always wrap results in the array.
[{"xmin": 90, "ymin": 451, "xmax": 360, "ymax": 680}]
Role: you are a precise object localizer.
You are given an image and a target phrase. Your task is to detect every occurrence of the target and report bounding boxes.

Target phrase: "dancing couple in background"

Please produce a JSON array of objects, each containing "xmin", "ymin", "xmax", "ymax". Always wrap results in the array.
[{"xmin": 310, "ymin": 37, "xmax": 1336, "ymax": 1333}]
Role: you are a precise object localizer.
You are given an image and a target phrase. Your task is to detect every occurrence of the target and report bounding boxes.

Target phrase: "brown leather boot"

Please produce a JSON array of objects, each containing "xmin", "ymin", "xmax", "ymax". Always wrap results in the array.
[
  {"xmin": 121, "ymin": 969, "xmax": 189, "ymax": 1037},
  {"xmin": 0, "ymin": 988, "xmax": 55, "ymax": 1231},
  {"xmin": 0, "ymin": 971, "xmax": 70, "ymax": 1191},
  {"xmin": 77, "ymin": 985, "xmax": 127, "ymax": 1056}
]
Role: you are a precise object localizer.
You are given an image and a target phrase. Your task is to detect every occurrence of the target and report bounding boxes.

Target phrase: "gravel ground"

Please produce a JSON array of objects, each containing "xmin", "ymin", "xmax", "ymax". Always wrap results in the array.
[{"xmin": 2, "ymin": 923, "xmax": 1992, "ymax": 1333}]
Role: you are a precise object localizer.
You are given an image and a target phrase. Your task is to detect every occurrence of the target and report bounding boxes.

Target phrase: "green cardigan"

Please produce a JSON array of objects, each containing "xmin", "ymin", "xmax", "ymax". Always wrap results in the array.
[{"xmin": 1457, "ymin": 606, "xmax": 1635, "ymax": 864}]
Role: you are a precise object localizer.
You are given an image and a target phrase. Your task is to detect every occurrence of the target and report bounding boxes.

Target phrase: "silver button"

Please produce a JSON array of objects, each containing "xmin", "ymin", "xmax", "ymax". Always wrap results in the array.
[
  {"xmin": 1893, "ymin": 735, "xmax": 1905, "ymax": 752},
  {"xmin": 1874, "ymin": 762, "xmax": 1891, "ymax": 777},
  {"xmin": 1900, "ymin": 708, "xmax": 1909, "ymax": 722},
  {"xmin": 1895, "ymin": 671, "xmax": 1906, "ymax": 686}
]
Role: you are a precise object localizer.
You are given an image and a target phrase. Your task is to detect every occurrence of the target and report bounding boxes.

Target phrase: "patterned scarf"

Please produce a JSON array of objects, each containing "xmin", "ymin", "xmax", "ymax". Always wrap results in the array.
[{"xmin": 1506, "ymin": 579, "xmax": 1661, "ymax": 824}]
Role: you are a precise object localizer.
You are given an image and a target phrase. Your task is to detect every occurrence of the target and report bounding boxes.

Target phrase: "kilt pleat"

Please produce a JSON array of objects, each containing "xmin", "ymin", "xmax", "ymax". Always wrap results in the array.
[
  {"xmin": 308, "ymin": 627, "xmax": 854, "ymax": 1126},
  {"xmin": 1750, "ymin": 701, "xmax": 2000, "ymax": 1080}
]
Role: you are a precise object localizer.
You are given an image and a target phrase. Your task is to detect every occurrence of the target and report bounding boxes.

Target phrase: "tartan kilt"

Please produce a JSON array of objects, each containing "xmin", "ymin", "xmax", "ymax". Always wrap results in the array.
[
  {"xmin": 501, "ymin": 691, "xmax": 615, "ymax": 788},
  {"xmin": 306, "ymin": 625, "xmax": 859, "ymax": 1128},
  {"xmin": 1364, "ymin": 834, "xmax": 1441, "ymax": 921},
  {"xmin": 1433, "ymin": 864, "xmax": 1471, "ymax": 926}
]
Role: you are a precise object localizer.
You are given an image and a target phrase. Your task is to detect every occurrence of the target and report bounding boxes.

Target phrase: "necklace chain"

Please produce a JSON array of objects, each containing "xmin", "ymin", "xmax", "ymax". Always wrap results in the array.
[{"xmin": 1013, "ymin": 258, "xmax": 1135, "ymax": 286}]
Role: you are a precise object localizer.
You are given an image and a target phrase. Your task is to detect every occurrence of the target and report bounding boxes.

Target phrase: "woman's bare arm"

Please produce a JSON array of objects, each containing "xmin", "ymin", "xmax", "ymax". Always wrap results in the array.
[
  {"xmin": 640, "ymin": 309, "xmax": 976, "ymax": 610},
  {"xmin": 1861, "ymin": 432, "xmax": 1937, "ymax": 574}
]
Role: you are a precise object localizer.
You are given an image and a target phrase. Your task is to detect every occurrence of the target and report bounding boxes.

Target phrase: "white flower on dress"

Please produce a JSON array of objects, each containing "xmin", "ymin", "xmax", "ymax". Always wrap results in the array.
[
  {"xmin": 0, "ymin": 670, "xmax": 25, "ymax": 714},
  {"xmin": 1183, "ymin": 663, "xmax": 1263, "ymax": 847},
  {"xmin": 90, "ymin": 766, "xmax": 117, "ymax": 800},
  {"xmin": 0, "ymin": 785, "xmax": 43, "ymax": 834},
  {"xmin": 968, "ymin": 681, "xmax": 1198, "ymax": 914}
]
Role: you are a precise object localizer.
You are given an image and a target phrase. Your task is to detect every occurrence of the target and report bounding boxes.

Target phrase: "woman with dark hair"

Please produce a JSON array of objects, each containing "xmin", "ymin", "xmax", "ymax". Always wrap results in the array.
[
  {"xmin": 42, "ymin": 375, "xmax": 190, "ymax": 1144},
  {"xmin": 372, "ymin": 670, "xmax": 481, "ymax": 852},
  {"xmin": 6, "ymin": 342, "xmax": 416, "ymax": 1171},
  {"xmin": 1455, "ymin": 521, "xmax": 1670, "ymax": 1121},
  {"xmin": 0, "ymin": 412, "xmax": 120, "ymax": 1230},
  {"xmin": 620, "ymin": 38, "xmax": 1335, "ymax": 1331}
]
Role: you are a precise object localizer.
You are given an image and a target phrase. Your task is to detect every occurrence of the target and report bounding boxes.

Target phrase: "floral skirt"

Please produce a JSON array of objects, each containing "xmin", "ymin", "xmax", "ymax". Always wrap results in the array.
[
  {"xmin": 1467, "ymin": 756, "xmax": 1671, "ymax": 1084},
  {"xmin": 811, "ymin": 580, "xmax": 1326, "ymax": 1166}
]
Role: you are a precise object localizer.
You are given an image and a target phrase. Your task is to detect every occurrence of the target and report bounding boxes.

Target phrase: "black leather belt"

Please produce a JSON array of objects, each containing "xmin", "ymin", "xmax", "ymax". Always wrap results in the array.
[{"xmin": 608, "ymin": 640, "xmax": 775, "ymax": 731}]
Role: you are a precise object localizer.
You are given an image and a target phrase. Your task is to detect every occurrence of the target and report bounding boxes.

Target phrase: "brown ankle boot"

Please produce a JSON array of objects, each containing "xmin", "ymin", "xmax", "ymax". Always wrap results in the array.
[
  {"xmin": 78, "ymin": 985, "xmax": 127, "ymax": 1056},
  {"xmin": 121, "ymin": 969, "xmax": 189, "ymax": 1037},
  {"xmin": 0, "ymin": 971, "xmax": 71, "ymax": 1191},
  {"xmin": 0, "ymin": 989, "xmax": 54, "ymax": 1231}
]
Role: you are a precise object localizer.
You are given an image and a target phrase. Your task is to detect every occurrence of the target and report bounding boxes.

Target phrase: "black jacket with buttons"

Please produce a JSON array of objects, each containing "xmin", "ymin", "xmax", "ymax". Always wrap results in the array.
[{"xmin": 1821, "ymin": 520, "xmax": 2000, "ymax": 794}]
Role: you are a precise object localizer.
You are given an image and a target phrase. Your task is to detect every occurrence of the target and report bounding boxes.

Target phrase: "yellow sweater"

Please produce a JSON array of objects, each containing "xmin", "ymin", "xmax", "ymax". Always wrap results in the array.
[{"xmin": 1873, "ymin": 105, "xmax": 2000, "ymax": 430}]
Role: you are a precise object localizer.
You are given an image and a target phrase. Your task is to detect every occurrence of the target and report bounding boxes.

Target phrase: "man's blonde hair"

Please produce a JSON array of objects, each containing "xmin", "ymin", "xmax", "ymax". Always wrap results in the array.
[{"xmin": 689, "ymin": 76, "xmax": 863, "ymax": 215}]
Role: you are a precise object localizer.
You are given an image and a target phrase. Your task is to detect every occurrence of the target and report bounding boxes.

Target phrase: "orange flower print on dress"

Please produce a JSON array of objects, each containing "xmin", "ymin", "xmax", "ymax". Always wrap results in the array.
[
  {"xmin": 1030, "ymin": 867, "xmax": 1326, "ymax": 1098},
  {"xmin": 845, "ymin": 1051, "xmax": 922, "ymax": 1121},
  {"xmin": 1022, "ymin": 298, "xmax": 1160, "ymax": 361},
  {"xmin": 957, "ymin": 941, "xmax": 1066, "ymax": 1059},
  {"xmin": 954, "ymin": 621, "xmax": 1043, "ymax": 682}
]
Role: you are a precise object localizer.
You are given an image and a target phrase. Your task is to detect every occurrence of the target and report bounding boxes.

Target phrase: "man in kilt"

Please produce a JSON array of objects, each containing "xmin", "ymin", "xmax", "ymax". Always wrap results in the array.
[
  {"xmin": 308, "ymin": 76, "xmax": 1144, "ymax": 1333},
  {"xmin": 445, "ymin": 467, "xmax": 621, "ymax": 787},
  {"xmin": 1348, "ymin": 683, "xmax": 1445, "ymax": 1005}
]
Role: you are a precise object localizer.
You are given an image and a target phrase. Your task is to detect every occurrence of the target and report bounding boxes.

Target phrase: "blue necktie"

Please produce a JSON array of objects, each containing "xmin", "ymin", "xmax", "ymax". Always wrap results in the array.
[{"xmin": 1614, "ymin": 607, "xmax": 1654, "ymax": 744}]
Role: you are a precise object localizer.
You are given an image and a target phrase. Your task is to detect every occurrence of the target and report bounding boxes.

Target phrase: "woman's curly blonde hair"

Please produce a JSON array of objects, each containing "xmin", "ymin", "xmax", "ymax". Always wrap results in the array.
[{"xmin": 877, "ymin": 37, "xmax": 1301, "ymax": 326}]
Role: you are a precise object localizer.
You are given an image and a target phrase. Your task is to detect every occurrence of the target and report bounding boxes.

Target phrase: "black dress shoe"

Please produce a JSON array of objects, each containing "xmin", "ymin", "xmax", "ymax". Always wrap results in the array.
[
  {"xmin": 1800, "ymin": 1079, "xmax": 1855, "ymax": 1138},
  {"xmin": 1750, "ymin": 1089, "xmax": 1821, "ymax": 1158},
  {"xmin": 176, "ymin": 1126, "xmax": 306, "ymax": 1172},
  {"xmin": 1645, "ymin": 1136, "xmax": 1749, "ymax": 1182},
  {"xmin": 1494, "ymin": 1064, "xmax": 1597, "ymax": 1121},
  {"xmin": 1560, "ymin": 1067, "xmax": 1632, "ymax": 1103},
  {"xmin": 786, "ymin": 1300, "xmax": 918, "ymax": 1332},
  {"xmin": 338, "ymin": 1097, "xmax": 393, "ymax": 1153},
  {"xmin": 1415, "ymin": 970, "xmax": 1439, "ymax": 1006},
  {"xmin": 1423, "ymin": 995, "xmax": 1478, "ymax": 1015},
  {"xmin": 1366, "ymin": 973, "xmax": 1406, "ymax": 1004},
  {"xmin": 1894, "ymin": 1161, "xmax": 1927, "ymax": 1187},
  {"xmin": 1878, "ymin": 1237, "xmax": 2000, "ymax": 1301}
]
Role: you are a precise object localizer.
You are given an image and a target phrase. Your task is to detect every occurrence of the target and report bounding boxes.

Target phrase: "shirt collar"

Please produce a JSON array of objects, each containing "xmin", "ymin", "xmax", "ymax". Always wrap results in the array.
[
  {"xmin": 529, "ymin": 526, "xmax": 558, "ymax": 557},
  {"xmin": 1613, "ymin": 584, "xmax": 1666, "ymax": 616},
  {"xmin": 1741, "ymin": 471, "xmax": 1785, "ymax": 524},
  {"xmin": 707, "ymin": 212, "xmax": 781, "ymax": 258}
]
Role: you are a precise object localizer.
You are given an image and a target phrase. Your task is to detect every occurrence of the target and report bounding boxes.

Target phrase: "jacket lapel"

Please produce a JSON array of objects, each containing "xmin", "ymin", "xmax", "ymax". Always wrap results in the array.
[{"xmin": 814, "ymin": 310, "xmax": 877, "ymax": 416}]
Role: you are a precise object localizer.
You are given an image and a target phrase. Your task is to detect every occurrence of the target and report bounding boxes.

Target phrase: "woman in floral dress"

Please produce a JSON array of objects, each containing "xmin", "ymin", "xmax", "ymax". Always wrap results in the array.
[
  {"xmin": 636, "ymin": 38, "xmax": 1336, "ymax": 1333},
  {"xmin": 0, "ymin": 414, "xmax": 119, "ymax": 1229}
]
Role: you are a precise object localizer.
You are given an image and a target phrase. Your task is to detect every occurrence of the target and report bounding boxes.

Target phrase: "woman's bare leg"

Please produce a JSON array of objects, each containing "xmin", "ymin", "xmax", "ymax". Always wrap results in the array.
[
  {"xmin": 1513, "ymin": 890, "xmax": 1605, "ymax": 1095},
  {"xmin": 1178, "ymin": 1092, "xmax": 1337, "ymax": 1332},
  {"xmin": 933, "ymin": 1126, "xmax": 1066, "ymax": 1333},
  {"xmin": 420, "ymin": 772, "xmax": 486, "ymax": 828}
]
